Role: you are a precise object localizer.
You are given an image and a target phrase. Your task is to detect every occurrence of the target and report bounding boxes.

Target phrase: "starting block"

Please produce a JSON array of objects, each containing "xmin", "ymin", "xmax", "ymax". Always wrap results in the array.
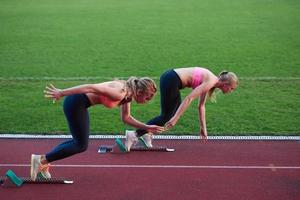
[
  {"xmin": 1, "ymin": 170, "xmax": 23, "ymax": 187},
  {"xmin": 115, "ymin": 138, "xmax": 127, "ymax": 152},
  {"xmin": 0, "ymin": 170, "xmax": 73, "ymax": 187},
  {"xmin": 98, "ymin": 138, "xmax": 175, "ymax": 153},
  {"xmin": 98, "ymin": 145, "xmax": 175, "ymax": 153}
]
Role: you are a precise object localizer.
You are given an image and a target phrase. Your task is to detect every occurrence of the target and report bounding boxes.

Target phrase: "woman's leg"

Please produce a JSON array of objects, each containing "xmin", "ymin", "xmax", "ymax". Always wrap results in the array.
[
  {"xmin": 45, "ymin": 94, "xmax": 91, "ymax": 162},
  {"xmin": 31, "ymin": 94, "xmax": 91, "ymax": 180},
  {"xmin": 136, "ymin": 70, "xmax": 182, "ymax": 137}
]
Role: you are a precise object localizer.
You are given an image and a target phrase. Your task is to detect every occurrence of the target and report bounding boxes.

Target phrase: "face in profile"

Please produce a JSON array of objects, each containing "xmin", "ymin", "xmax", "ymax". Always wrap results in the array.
[
  {"xmin": 220, "ymin": 82, "xmax": 238, "ymax": 94},
  {"xmin": 135, "ymin": 91, "xmax": 155, "ymax": 104}
]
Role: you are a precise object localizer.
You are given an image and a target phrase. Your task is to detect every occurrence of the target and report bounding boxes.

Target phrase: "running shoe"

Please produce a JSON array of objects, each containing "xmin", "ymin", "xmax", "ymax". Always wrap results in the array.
[
  {"xmin": 125, "ymin": 130, "xmax": 138, "ymax": 152},
  {"xmin": 30, "ymin": 154, "xmax": 41, "ymax": 181},
  {"xmin": 135, "ymin": 133, "xmax": 153, "ymax": 148}
]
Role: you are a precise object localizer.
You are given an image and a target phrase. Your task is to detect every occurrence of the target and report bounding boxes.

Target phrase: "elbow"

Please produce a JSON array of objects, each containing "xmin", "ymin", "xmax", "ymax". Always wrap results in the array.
[
  {"xmin": 78, "ymin": 84, "xmax": 94, "ymax": 93},
  {"xmin": 198, "ymin": 105, "xmax": 206, "ymax": 116},
  {"xmin": 121, "ymin": 115, "xmax": 130, "ymax": 123},
  {"xmin": 198, "ymin": 104, "xmax": 205, "ymax": 110},
  {"xmin": 121, "ymin": 115, "xmax": 126, "ymax": 122}
]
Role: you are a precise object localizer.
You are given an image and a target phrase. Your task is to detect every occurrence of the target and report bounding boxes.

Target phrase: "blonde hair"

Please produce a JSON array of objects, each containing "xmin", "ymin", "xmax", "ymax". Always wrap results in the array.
[
  {"xmin": 126, "ymin": 77, "xmax": 157, "ymax": 99},
  {"xmin": 208, "ymin": 71, "xmax": 238, "ymax": 102},
  {"xmin": 219, "ymin": 71, "xmax": 238, "ymax": 85}
]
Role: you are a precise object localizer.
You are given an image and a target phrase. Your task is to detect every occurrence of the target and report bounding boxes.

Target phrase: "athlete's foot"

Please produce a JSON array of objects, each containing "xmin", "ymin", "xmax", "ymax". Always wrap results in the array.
[
  {"xmin": 125, "ymin": 130, "xmax": 138, "ymax": 152},
  {"xmin": 134, "ymin": 133, "xmax": 153, "ymax": 148},
  {"xmin": 30, "ymin": 154, "xmax": 42, "ymax": 181}
]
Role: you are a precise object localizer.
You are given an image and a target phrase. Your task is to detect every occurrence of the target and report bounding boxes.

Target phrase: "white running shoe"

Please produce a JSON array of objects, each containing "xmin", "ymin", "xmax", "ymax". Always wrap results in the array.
[
  {"xmin": 135, "ymin": 133, "xmax": 153, "ymax": 148},
  {"xmin": 31, "ymin": 154, "xmax": 41, "ymax": 181},
  {"xmin": 125, "ymin": 130, "xmax": 138, "ymax": 152}
]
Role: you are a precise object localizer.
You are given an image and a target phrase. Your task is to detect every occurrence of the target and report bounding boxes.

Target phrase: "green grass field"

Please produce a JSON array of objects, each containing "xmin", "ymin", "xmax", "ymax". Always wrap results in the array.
[{"xmin": 1, "ymin": 0, "xmax": 300, "ymax": 135}]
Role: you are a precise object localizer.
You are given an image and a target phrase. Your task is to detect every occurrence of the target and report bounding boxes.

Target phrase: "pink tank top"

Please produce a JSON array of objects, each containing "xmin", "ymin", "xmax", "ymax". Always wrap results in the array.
[{"xmin": 191, "ymin": 67, "xmax": 204, "ymax": 89}]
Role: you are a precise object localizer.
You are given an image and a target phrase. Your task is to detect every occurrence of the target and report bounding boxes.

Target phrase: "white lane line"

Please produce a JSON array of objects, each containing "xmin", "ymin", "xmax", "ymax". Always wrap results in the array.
[{"xmin": 1, "ymin": 164, "xmax": 300, "ymax": 169}]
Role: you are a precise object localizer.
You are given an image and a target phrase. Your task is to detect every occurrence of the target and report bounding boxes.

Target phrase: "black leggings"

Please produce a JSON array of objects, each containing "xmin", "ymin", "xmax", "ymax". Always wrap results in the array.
[
  {"xmin": 136, "ymin": 69, "xmax": 182, "ymax": 137},
  {"xmin": 45, "ymin": 94, "xmax": 91, "ymax": 162}
]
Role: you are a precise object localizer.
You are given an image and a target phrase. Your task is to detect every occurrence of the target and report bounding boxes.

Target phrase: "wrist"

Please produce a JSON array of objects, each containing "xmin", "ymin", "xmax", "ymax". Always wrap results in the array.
[
  {"xmin": 172, "ymin": 116, "xmax": 179, "ymax": 122},
  {"xmin": 59, "ymin": 89, "xmax": 65, "ymax": 97},
  {"xmin": 144, "ymin": 125, "xmax": 150, "ymax": 130}
]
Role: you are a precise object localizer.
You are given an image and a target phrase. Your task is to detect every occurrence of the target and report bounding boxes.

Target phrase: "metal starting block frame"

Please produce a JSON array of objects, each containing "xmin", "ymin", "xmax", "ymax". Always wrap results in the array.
[
  {"xmin": 98, "ymin": 145, "xmax": 175, "ymax": 153},
  {"xmin": 98, "ymin": 138, "xmax": 175, "ymax": 153},
  {"xmin": 0, "ymin": 170, "xmax": 73, "ymax": 187}
]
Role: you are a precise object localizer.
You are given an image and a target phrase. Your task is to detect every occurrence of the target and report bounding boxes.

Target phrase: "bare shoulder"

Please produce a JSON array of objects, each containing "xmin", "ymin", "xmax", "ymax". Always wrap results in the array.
[
  {"xmin": 92, "ymin": 80, "xmax": 126, "ymax": 100},
  {"xmin": 97, "ymin": 80, "xmax": 125, "ymax": 90},
  {"xmin": 200, "ymin": 68, "xmax": 218, "ymax": 83},
  {"xmin": 175, "ymin": 67, "xmax": 212, "ymax": 75},
  {"xmin": 107, "ymin": 80, "xmax": 125, "ymax": 89},
  {"xmin": 174, "ymin": 67, "xmax": 194, "ymax": 74}
]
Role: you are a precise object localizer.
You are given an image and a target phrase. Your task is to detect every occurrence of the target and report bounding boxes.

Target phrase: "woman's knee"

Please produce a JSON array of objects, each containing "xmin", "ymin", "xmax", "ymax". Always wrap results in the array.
[
  {"xmin": 160, "ymin": 114, "xmax": 173, "ymax": 123},
  {"xmin": 75, "ymin": 142, "xmax": 88, "ymax": 153}
]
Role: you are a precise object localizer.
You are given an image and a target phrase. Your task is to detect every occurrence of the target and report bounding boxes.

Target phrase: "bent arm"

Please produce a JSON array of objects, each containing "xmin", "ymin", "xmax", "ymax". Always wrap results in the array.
[
  {"xmin": 120, "ymin": 103, "xmax": 149, "ymax": 130},
  {"xmin": 164, "ymin": 80, "xmax": 216, "ymax": 129},
  {"xmin": 120, "ymin": 103, "xmax": 164, "ymax": 133},
  {"xmin": 171, "ymin": 82, "xmax": 211, "ymax": 122}
]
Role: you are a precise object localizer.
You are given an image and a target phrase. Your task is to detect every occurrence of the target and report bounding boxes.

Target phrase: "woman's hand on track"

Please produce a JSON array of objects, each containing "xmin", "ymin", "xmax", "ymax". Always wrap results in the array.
[{"xmin": 200, "ymin": 129, "xmax": 208, "ymax": 140}]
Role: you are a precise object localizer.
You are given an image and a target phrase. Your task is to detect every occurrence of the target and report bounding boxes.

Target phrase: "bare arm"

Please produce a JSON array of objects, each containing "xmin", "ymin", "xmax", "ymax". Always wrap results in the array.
[
  {"xmin": 165, "ymin": 81, "xmax": 215, "ymax": 129},
  {"xmin": 198, "ymin": 93, "xmax": 208, "ymax": 139},
  {"xmin": 120, "ymin": 103, "xmax": 164, "ymax": 133},
  {"xmin": 44, "ymin": 82, "xmax": 123, "ymax": 102}
]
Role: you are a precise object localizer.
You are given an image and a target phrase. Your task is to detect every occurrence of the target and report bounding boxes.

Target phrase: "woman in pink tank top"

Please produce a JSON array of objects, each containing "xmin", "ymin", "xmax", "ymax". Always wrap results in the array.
[
  {"xmin": 165, "ymin": 67, "xmax": 238, "ymax": 139},
  {"xmin": 126, "ymin": 67, "xmax": 238, "ymax": 150}
]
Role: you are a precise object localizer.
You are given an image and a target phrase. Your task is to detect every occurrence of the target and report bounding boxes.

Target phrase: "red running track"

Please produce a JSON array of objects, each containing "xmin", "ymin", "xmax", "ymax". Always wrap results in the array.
[{"xmin": 0, "ymin": 138, "xmax": 299, "ymax": 200}]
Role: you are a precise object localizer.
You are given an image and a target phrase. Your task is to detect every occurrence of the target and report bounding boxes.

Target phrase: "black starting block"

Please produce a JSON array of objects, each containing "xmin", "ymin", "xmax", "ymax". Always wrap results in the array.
[
  {"xmin": 98, "ymin": 145, "xmax": 175, "ymax": 153},
  {"xmin": 0, "ymin": 170, "xmax": 73, "ymax": 187},
  {"xmin": 98, "ymin": 138, "xmax": 175, "ymax": 153}
]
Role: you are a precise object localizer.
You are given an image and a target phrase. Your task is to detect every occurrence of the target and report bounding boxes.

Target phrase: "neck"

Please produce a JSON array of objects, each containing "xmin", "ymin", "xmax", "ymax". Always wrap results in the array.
[
  {"xmin": 215, "ymin": 79, "xmax": 223, "ymax": 89},
  {"xmin": 124, "ymin": 84, "xmax": 134, "ymax": 100}
]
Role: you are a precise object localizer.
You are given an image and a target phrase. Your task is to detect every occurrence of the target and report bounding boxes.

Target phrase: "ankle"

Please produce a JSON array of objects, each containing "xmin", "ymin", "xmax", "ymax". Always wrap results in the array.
[{"xmin": 40, "ymin": 155, "xmax": 49, "ymax": 165}]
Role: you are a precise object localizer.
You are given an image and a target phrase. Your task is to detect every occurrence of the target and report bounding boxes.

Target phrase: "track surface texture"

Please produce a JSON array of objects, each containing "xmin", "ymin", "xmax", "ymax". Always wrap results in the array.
[{"xmin": 0, "ymin": 138, "xmax": 299, "ymax": 200}]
